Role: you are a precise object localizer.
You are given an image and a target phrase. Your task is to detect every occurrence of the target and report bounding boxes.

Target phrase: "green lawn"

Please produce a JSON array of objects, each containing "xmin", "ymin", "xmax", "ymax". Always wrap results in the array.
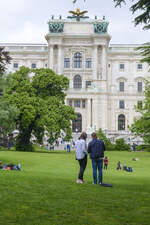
[{"xmin": 0, "ymin": 150, "xmax": 150, "ymax": 225}]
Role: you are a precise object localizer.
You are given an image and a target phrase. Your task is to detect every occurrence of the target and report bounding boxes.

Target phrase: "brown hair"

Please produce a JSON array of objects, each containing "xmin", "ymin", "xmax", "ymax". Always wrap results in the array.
[
  {"xmin": 79, "ymin": 132, "xmax": 87, "ymax": 140},
  {"xmin": 91, "ymin": 132, "xmax": 97, "ymax": 139}
]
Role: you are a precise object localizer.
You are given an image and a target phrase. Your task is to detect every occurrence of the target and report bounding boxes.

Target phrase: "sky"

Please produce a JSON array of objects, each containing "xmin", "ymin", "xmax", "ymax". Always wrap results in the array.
[{"xmin": 0, "ymin": 0, "xmax": 150, "ymax": 45}]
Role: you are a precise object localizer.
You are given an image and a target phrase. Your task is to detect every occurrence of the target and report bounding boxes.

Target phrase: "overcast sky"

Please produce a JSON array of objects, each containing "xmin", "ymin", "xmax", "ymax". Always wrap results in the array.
[{"xmin": 0, "ymin": 0, "xmax": 150, "ymax": 45}]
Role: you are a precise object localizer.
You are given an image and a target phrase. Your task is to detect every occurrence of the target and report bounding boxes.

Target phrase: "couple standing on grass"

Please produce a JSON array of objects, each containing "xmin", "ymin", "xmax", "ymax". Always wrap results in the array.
[{"xmin": 75, "ymin": 132, "xmax": 105, "ymax": 185}]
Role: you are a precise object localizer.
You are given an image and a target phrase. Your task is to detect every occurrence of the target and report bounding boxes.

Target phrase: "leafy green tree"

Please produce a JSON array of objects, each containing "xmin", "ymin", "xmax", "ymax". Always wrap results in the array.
[
  {"xmin": 130, "ymin": 81, "xmax": 150, "ymax": 145},
  {"xmin": 113, "ymin": 0, "xmax": 150, "ymax": 30},
  {"xmin": 115, "ymin": 138, "xmax": 131, "ymax": 151},
  {"xmin": 114, "ymin": 0, "xmax": 150, "ymax": 65},
  {"xmin": 5, "ymin": 67, "xmax": 76, "ymax": 151},
  {"xmin": 97, "ymin": 128, "xmax": 115, "ymax": 151},
  {"xmin": 0, "ymin": 98, "xmax": 19, "ymax": 146},
  {"xmin": 0, "ymin": 47, "xmax": 11, "ymax": 76}
]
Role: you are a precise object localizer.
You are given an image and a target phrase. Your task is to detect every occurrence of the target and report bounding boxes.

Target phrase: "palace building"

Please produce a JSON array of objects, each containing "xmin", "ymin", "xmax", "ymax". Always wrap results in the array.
[{"xmin": 1, "ymin": 9, "xmax": 150, "ymax": 141}]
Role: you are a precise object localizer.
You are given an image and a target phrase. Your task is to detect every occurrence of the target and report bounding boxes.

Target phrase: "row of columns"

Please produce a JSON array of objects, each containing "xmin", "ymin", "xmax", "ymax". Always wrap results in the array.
[
  {"xmin": 87, "ymin": 97, "xmax": 107, "ymax": 131},
  {"xmin": 49, "ymin": 44, "xmax": 63, "ymax": 75},
  {"xmin": 49, "ymin": 44, "xmax": 107, "ymax": 79},
  {"xmin": 93, "ymin": 44, "xmax": 107, "ymax": 80}
]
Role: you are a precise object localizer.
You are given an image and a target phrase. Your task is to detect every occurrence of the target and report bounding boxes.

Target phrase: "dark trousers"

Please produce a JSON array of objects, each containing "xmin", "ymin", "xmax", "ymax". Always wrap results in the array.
[
  {"xmin": 78, "ymin": 155, "xmax": 87, "ymax": 180},
  {"xmin": 92, "ymin": 158, "xmax": 103, "ymax": 184},
  {"xmin": 104, "ymin": 164, "xmax": 108, "ymax": 170}
]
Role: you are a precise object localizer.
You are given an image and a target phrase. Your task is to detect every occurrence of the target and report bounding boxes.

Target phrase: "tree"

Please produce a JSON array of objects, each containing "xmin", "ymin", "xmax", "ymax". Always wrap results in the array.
[
  {"xmin": 0, "ymin": 47, "xmax": 11, "ymax": 76},
  {"xmin": 97, "ymin": 128, "xmax": 115, "ymax": 151},
  {"xmin": 114, "ymin": 0, "xmax": 150, "ymax": 65},
  {"xmin": 115, "ymin": 138, "xmax": 131, "ymax": 151},
  {"xmin": 0, "ymin": 98, "xmax": 19, "ymax": 147},
  {"xmin": 130, "ymin": 80, "xmax": 150, "ymax": 145},
  {"xmin": 113, "ymin": 0, "xmax": 150, "ymax": 30},
  {"xmin": 5, "ymin": 67, "xmax": 76, "ymax": 151}
]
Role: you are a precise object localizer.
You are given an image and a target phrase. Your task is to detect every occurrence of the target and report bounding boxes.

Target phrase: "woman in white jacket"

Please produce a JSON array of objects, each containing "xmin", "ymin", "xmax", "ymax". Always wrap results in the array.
[{"xmin": 75, "ymin": 132, "xmax": 87, "ymax": 184}]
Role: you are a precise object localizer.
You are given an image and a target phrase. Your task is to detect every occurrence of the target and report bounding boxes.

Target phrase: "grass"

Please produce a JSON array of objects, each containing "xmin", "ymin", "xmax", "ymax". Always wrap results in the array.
[{"xmin": 0, "ymin": 149, "xmax": 150, "ymax": 225}]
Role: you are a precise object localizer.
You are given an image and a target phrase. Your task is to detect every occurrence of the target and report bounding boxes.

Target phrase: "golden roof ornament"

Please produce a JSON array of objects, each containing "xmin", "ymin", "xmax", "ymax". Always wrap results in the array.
[{"xmin": 68, "ymin": 8, "xmax": 89, "ymax": 21}]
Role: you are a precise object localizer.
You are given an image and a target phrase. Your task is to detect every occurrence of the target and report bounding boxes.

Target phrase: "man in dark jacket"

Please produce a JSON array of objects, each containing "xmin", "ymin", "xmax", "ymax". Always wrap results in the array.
[{"xmin": 88, "ymin": 132, "xmax": 105, "ymax": 185}]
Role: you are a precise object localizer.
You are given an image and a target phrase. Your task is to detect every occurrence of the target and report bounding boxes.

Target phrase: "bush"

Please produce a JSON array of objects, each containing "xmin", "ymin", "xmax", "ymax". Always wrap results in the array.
[
  {"xmin": 96, "ymin": 128, "xmax": 115, "ymax": 151},
  {"xmin": 114, "ymin": 138, "xmax": 131, "ymax": 151},
  {"xmin": 136, "ymin": 145, "xmax": 150, "ymax": 152}
]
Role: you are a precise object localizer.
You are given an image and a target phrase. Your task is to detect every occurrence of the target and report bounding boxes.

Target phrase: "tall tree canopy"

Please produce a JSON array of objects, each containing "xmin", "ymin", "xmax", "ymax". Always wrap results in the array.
[
  {"xmin": 113, "ymin": 0, "xmax": 150, "ymax": 30},
  {"xmin": 0, "ymin": 47, "xmax": 11, "ymax": 76},
  {"xmin": 130, "ymin": 81, "xmax": 150, "ymax": 145},
  {"xmin": 5, "ymin": 67, "xmax": 76, "ymax": 151}
]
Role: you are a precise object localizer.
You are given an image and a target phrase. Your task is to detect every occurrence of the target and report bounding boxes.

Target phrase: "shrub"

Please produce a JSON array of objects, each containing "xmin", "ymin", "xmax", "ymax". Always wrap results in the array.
[
  {"xmin": 136, "ymin": 144, "xmax": 150, "ymax": 152},
  {"xmin": 114, "ymin": 138, "xmax": 131, "ymax": 151},
  {"xmin": 96, "ymin": 128, "xmax": 115, "ymax": 151}
]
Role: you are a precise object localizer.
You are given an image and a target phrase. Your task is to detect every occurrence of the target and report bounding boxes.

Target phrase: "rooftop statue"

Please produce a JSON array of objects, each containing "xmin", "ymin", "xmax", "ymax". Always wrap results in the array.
[
  {"xmin": 93, "ymin": 18, "xmax": 109, "ymax": 33},
  {"xmin": 72, "ymin": 0, "xmax": 86, "ymax": 3},
  {"xmin": 48, "ymin": 21, "xmax": 64, "ymax": 33},
  {"xmin": 67, "ymin": 8, "xmax": 89, "ymax": 21}
]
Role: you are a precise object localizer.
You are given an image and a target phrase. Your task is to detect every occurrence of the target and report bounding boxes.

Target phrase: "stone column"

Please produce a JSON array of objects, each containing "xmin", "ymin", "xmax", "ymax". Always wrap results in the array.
[
  {"xmin": 49, "ymin": 45, "xmax": 54, "ymax": 70},
  {"xmin": 102, "ymin": 45, "xmax": 107, "ymax": 80},
  {"xmin": 93, "ymin": 97, "xmax": 98, "ymax": 131},
  {"xmin": 87, "ymin": 98, "xmax": 91, "ymax": 128},
  {"xmin": 93, "ymin": 45, "xmax": 98, "ymax": 80},
  {"xmin": 58, "ymin": 44, "xmax": 62, "ymax": 75}
]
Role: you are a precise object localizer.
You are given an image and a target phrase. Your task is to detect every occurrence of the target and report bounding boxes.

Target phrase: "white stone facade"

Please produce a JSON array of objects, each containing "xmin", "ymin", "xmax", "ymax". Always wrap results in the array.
[{"xmin": 1, "ymin": 17, "xmax": 150, "ymax": 140}]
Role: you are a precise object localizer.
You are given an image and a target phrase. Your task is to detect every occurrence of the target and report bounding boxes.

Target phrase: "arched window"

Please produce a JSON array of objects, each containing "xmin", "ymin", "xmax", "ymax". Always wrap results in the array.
[
  {"xmin": 74, "ymin": 52, "xmax": 82, "ymax": 68},
  {"xmin": 72, "ymin": 113, "xmax": 82, "ymax": 132},
  {"xmin": 118, "ymin": 114, "xmax": 125, "ymax": 130},
  {"xmin": 73, "ymin": 75, "xmax": 82, "ymax": 89}
]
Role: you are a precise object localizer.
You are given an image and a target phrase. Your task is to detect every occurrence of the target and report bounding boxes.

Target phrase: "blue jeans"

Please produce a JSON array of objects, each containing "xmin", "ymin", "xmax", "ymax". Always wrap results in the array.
[{"xmin": 92, "ymin": 158, "xmax": 103, "ymax": 184}]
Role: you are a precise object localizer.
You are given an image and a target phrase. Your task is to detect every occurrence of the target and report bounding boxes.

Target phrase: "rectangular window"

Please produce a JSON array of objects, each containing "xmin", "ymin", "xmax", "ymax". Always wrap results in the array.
[
  {"xmin": 64, "ymin": 58, "xmax": 70, "ymax": 68},
  {"xmin": 119, "ymin": 100, "xmax": 124, "ymax": 109},
  {"xmin": 82, "ymin": 100, "xmax": 86, "ymax": 108},
  {"xmin": 137, "ymin": 100, "xmax": 142, "ymax": 109},
  {"xmin": 120, "ymin": 64, "xmax": 124, "ymax": 70},
  {"xmin": 13, "ymin": 63, "xmax": 18, "ymax": 68},
  {"xmin": 74, "ymin": 100, "xmax": 80, "ymax": 108},
  {"xmin": 69, "ymin": 100, "xmax": 72, "ymax": 106},
  {"xmin": 137, "ymin": 64, "xmax": 142, "ymax": 70},
  {"xmin": 86, "ymin": 81, "xmax": 91, "ymax": 89},
  {"xmin": 86, "ymin": 58, "xmax": 91, "ymax": 68},
  {"xmin": 31, "ymin": 63, "xmax": 36, "ymax": 69},
  {"xmin": 119, "ymin": 82, "xmax": 124, "ymax": 92},
  {"xmin": 137, "ymin": 82, "xmax": 142, "ymax": 92}
]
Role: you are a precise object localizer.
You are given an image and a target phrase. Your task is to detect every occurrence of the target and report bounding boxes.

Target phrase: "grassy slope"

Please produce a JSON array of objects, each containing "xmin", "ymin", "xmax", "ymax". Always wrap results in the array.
[{"xmin": 0, "ymin": 150, "xmax": 150, "ymax": 225}]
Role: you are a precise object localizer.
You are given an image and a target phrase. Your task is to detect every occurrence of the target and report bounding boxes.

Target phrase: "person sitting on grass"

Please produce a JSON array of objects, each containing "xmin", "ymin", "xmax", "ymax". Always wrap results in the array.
[
  {"xmin": 117, "ymin": 161, "xmax": 122, "ymax": 170},
  {"xmin": 0, "ymin": 161, "xmax": 3, "ymax": 169}
]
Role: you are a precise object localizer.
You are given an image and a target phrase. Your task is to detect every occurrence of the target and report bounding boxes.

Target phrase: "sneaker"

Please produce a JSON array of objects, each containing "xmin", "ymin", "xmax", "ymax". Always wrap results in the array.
[
  {"xmin": 93, "ymin": 183, "xmax": 97, "ymax": 185},
  {"xmin": 76, "ymin": 179, "xmax": 84, "ymax": 184}
]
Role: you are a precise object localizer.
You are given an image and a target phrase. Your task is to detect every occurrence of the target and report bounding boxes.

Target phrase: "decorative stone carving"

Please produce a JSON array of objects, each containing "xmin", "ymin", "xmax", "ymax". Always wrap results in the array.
[
  {"xmin": 48, "ymin": 22, "xmax": 64, "ymax": 33},
  {"xmin": 93, "ymin": 20, "xmax": 109, "ymax": 33}
]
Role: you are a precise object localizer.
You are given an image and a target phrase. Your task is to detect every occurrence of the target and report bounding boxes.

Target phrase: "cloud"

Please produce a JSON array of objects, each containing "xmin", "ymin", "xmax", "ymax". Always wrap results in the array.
[{"xmin": 7, "ymin": 21, "xmax": 47, "ymax": 43}]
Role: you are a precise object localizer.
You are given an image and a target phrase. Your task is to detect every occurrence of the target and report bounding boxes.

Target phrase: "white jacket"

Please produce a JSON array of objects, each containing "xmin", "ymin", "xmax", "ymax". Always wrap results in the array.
[{"xmin": 75, "ymin": 139, "xmax": 87, "ymax": 160}]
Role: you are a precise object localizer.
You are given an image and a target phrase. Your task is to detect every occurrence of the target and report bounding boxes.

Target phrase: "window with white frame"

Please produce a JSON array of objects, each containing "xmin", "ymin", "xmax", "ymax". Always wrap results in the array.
[
  {"xmin": 13, "ymin": 63, "xmax": 18, "ymax": 68},
  {"xmin": 31, "ymin": 63, "xmax": 36, "ymax": 69},
  {"xmin": 119, "ymin": 63, "xmax": 125, "ymax": 70},
  {"xmin": 137, "ymin": 82, "xmax": 142, "ymax": 92},
  {"xmin": 64, "ymin": 58, "xmax": 70, "ymax": 68},
  {"xmin": 119, "ymin": 82, "xmax": 124, "ymax": 92},
  {"xmin": 137, "ymin": 63, "xmax": 142, "ymax": 70},
  {"xmin": 74, "ymin": 100, "xmax": 80, "ymax": 108},
  {"xmin": 74, "ymin": 52, "xmax": 82, "ymax": 68},
  {"xmin": 73, "ymin": 75, "xmax": 82, "ymax": 89},
  {"xmin": 119, "ymin": 100, "xmax": 125, "ymax": 109},
  {"xmin": 86, "ymin": 58, "xmax": 91, "ymax": 68},
  {"xmin": 69, "ymin": 100, "xmax": 72, "ymax": 106}
]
